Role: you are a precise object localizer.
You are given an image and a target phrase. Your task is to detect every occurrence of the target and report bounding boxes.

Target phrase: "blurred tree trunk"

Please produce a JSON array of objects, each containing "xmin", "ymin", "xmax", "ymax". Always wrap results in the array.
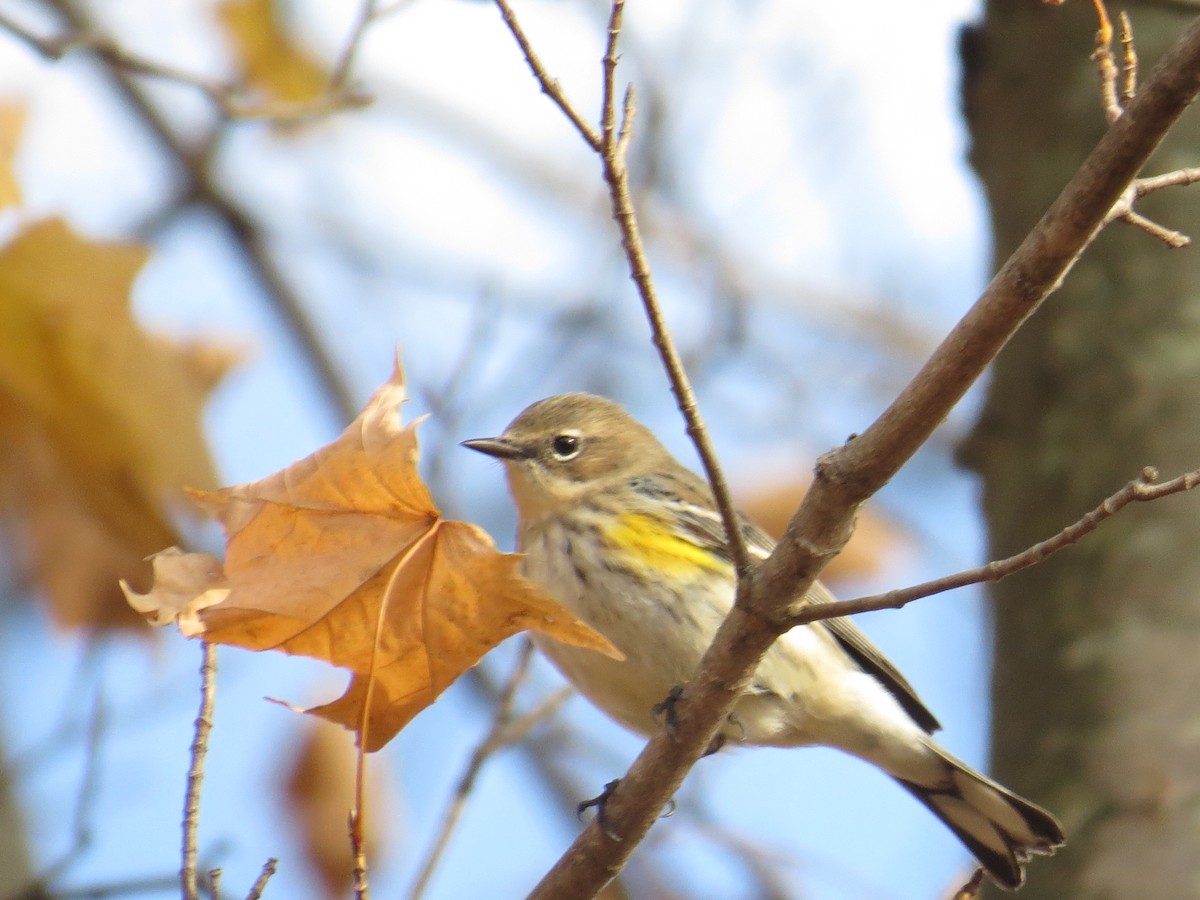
[{"xmin": 961, "ymin": 3, "xmax": 1200, "ymax": 897}]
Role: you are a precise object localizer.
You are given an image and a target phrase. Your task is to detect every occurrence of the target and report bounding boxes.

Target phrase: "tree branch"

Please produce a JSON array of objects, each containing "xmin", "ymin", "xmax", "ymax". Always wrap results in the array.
[
  {"xmin": 527, "ymin": 12, "xmax": 1200, "ymax": 898},
  {"xmin": 790, "ymin": 465, "xmax": 1200, "ymax": 626}
]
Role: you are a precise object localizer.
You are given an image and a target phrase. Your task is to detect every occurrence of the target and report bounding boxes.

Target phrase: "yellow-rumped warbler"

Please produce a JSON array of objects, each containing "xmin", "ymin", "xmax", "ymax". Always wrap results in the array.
[{"xmin": 464, "ymin": 393, "xmax": 1063, "ymax": 890}]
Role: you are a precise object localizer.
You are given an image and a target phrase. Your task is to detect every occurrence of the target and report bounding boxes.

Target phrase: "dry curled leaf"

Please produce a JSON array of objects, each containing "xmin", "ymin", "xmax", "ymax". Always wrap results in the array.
[
  {"xmin": 125, "ymin": 360, "xmax": 619, "ymax": 750},
  {"xmin": 0, "ymin": 219, "xmax": 224, "ymax": 629}
]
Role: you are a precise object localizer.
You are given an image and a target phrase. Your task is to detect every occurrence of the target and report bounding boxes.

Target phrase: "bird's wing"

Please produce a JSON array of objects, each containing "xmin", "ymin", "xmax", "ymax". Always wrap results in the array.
[
  {"xmin": 651, "ymin": 473, "xmax": 942, "ymax": 734},
  {"xmin": 803, "ymin": 579, "xmax": 941, "ymax": 733}
]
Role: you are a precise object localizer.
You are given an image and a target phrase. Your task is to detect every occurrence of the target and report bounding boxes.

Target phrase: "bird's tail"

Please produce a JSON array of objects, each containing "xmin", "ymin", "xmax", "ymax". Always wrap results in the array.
[{"xmin": 895, "ymin": 740, "xmax": 1064, "ymax": 891}]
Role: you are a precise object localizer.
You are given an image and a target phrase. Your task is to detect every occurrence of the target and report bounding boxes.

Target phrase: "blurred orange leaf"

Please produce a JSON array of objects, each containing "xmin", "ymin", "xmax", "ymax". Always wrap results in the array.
[
  {"xmin": 217, "ymin": 0, "xmax": 328, "ymax": 106},
  {"xmin": 736, "ymin": 468, "xmax": 910, "ymax": 587},
  {"xmin": 285, "ymin": 717, "xmax": 388, "ymax": 895},
  {"xmin": 0, "ymin": 103, "xmax": 24, "ymax": 209},
  {"xmin": 0, "ymin": 219, "xmax": 223, "ymax": 628},
  {"xmin": 125, "ymin": 361, "xmax": 619, "ymax": 750}
]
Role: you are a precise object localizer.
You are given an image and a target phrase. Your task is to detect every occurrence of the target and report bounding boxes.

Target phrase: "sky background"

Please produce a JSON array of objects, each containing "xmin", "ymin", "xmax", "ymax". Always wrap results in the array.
[{"xmin": 0, "ymin": 0, "xmax": 1062, "ymax": 897}]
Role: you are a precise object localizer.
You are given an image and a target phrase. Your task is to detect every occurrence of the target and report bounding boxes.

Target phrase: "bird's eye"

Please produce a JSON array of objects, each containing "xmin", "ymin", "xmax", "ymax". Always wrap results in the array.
[{"xmin": 551, "ymin": 434, "xmax": 580, "ymax": 459}]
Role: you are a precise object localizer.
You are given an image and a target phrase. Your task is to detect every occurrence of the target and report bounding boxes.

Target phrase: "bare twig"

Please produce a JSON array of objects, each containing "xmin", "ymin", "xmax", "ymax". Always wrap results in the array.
[
  {"xmin": 1092, "ymin": 0, "xmax": 1123, "ymax": 122},
  {"xmin": 1091, "ymin": 1, "xmax": 1198, "ymax": 245},
  {"xmin": 10, "ymin": 872, "xmax": 180, "ymax": 898},
  {"xmin": 408, "ymin": 643, "xmax": 550, "ymax": 899},
  {"xmin": 0, "ymin": 10, "xmax": 236, "ymax": 104},
  {"xmin": 1120, "ymin": 12, "xmax": 1138, "ymax": 105},
  {"xmin": 0, "ymin": 7, "xmax": 370, "ymax": 123},
  {"xmin": 492, "ymin": 0, "xmax": 601, "ymax": 150},
  {"xmin": 328, "ymin": 0, "xmax": 419, "ymax": 95},
  {"xmin": 1105, "ymin": 166, "xmax": 1200, "ymax": 246},
  {"xmin": 599, "ymin": 0, "xmax": 623, "ymax": 154},
  {"xmin": 244, "ymin": 858, "xmax": 277, "ymax": 900},
  {"xmin": 525, "ymin": 13, "xmax": 1200, "ymax": 897},
  {"xmin": 790, "ymin": 465, "xmax": 1200, "ymax": 626},
  {"xmin": 209, "ymin": 867, "xmax": 222, "ymax": 900},
  {"xmin": 503, "ymin": 0, "xmax": 753, "ymax": 579},
  {"xmin": 182, "ymin": 642, "xmax": 217, "ymax": 900},
  {"xmin": 1130, "ymin": 165, "xmax": 1200, "ymax": 195},
  {"xmin": 14, "ymin": 686, "xmax": 107, "ymax": 898},
  {"xmin": 350, "ymin": 809, "xmax": 369, "ymax": 900}
]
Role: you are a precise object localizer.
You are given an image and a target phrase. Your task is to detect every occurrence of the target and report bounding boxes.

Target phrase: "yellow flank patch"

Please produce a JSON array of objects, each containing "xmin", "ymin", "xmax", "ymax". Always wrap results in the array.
[{"xmin": 603, "ymin": 513, "xmax": 731, "ymax": 577}]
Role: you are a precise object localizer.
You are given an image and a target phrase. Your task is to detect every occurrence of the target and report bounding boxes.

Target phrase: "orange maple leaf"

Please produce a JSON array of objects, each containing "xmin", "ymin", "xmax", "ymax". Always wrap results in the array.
[{"xmin": 125, "ymin": 361, "xmax": 619, "ymax": 751}]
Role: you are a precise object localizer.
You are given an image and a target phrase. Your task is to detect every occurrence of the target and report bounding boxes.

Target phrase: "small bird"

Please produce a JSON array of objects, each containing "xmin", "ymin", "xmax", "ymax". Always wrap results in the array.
[{"xmin": 464, "ymin": 393, "xmax": 1064, "ymax": 890}]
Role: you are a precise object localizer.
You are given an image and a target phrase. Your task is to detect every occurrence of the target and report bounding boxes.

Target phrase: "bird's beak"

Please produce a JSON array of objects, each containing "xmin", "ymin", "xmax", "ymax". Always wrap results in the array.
[{"xmin": 461, "ymin": 436, "xmax": 526, "ymax": 460}]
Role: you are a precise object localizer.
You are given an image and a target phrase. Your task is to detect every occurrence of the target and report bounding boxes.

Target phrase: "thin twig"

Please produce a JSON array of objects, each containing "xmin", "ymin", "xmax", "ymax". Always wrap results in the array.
[
  {"xmin": 244, "ymin": 858, "xmax": 278, "ymax": 900},
  {"xmin": 209, "ymin": 868, "xmax": 222, "ymax": 900},
  {"xmin": 409, "ymin": 682, "xmax": 574, "ymax": 896},
  {"xmin": 350, "ymin": 809, "xmax": 369, "ymax": 900},
  {"xmin": 1120, "ymin": 11, "xmax": 1138, "ymax": 105},
  {"xmin": 492, "ymin": 0, "xmax": 601, "ymax": 150},
  {"xmin": 1090, "ymin": 0, "xmax": 1196, "ymax": 246},
  {"xmin": 1092, "ymin": 0, "xmax": 1123, "ymax": 122},
  {"xmin": 328, "ymin": 0, "xmax": 400, "ymax": 91},
  {"xmin": 1132, "ymin": 166, "xmax": 1200, "ymax": 195},
  {"xmin": 1102, "ymin": 166, "xmax": 1200, "ymax": 247},
  {"xmin": 492, "ymin": 0, "xmax": 754, "ymax": 580},
  {"xmin": 602, "ymin": 101, "xmax": 753, "ymax": 577},
  {"xmin": 0, "ymin": 10, "xmax": 235, "ymax": 104},
  {"xmin": 0, "ymin": 7, "xmax": 370, "ymax": 123},
  {"xmin": 599, "ymin": 0, "xmax": 623, "ymax": 154},
  {"xmin": 408, "ymin": 643, "xmax": 541, "ymax": 899},
  {"xmin": 594, "ymin": 0, "xmax": 752, "ymax": 577},
  {"xmin": 13, "ymin": 872, "xmax": 181, "ymax": 898},
  {"xmin": 18, "ymin": 685, "xmax": 108, "ymax": 897},
  {"xmin": 789, "ymin": 465, "xmax": 1200, "ymax": 627},
  {"xmin": 182, "ymin": 641, "xmax": 217, "ymax": 900},
  {"xmin": 1119, "ymin": 208, "xmax": 1190, "ymax": 246}
]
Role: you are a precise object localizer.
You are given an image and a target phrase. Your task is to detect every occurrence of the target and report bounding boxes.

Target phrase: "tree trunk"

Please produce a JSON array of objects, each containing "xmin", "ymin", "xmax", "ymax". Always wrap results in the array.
[{"xmin": 962, "ymin": 3, "xmax": 1200, "ymax": 897}]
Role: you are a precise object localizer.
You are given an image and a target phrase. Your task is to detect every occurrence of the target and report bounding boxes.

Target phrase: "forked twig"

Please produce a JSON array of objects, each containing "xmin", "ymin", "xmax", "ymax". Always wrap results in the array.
[{"xmin": 1091, "ymin": 0, "xmax": 1197, "ymax": 247}]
